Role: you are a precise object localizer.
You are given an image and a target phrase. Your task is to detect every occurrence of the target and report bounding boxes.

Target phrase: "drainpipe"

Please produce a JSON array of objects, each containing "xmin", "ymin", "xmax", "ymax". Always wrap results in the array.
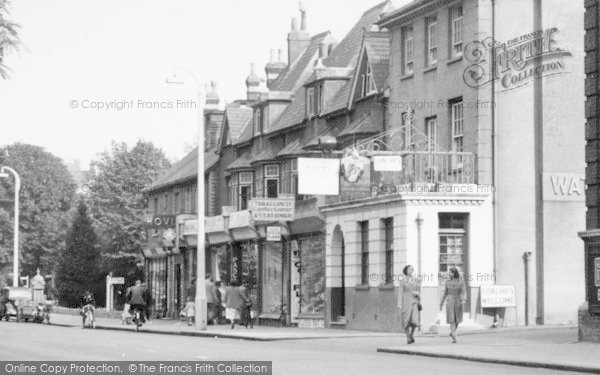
[
  {"xmin": 491, "ymin": 0, "xmax": 497, "ymax": 285},
  {"xmin": 416, "ymin": 213, "xmax": 423, "ymax": 331},
  {"xmin": 523, "ymin": 251, "xmax": 532, "ymax": 325}
]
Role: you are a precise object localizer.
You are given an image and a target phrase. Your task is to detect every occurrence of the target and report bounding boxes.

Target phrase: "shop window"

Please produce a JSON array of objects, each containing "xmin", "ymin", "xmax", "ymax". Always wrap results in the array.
[
  {"xmin": 262, "ymin": 242, "xmax": 283, "ymax": 314},
  {"xmin": 359, "ymin": 220, "xmax": 369, "ymax": 285},
  {"xmin": 438, "ymin": 213, "xmax": 468, "ymax": 275},
  {"xmin": 383, "ymin": 218, "xmax": 394, "ymax": 284},
  {"xmin": 299, "ymin": 236, "xmax": 325, "ymax": 314}
]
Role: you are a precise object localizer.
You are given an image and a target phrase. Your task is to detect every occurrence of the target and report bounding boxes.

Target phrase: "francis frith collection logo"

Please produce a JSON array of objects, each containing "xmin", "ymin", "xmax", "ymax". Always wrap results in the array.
[{"xmin": 463, "ymin": 27, "xmax": 572, "ymax": 91}]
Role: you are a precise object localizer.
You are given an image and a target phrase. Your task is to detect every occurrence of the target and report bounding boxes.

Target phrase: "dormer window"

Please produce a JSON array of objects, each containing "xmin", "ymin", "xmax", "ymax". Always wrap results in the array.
[
  {"xmin": 317, "ymin": 83, "xmax": 323, "ymax": 113},
  {"xmin": 306, "ymin": 87, "xmax": 315, "ymax": 117},
  {"xmin": 262, "ymin": 107, "xmax": 269, "ymax": 133},
  {"xmin": 254, "ymin": 109, "xmax": 262, "ymax": 136},
  {"xmin": 361, "ymin": 64, "xmax": 376, "ymax": 97}
]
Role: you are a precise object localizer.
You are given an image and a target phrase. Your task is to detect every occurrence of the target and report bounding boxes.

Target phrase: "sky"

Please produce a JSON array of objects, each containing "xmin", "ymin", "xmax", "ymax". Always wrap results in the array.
[{"xmin": 0, "ymin": 0, "xmax": 410, "ymax": 168}]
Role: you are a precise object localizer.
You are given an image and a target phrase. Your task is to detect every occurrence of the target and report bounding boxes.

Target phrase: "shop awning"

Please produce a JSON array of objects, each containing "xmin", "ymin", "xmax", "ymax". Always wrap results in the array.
[{"xmin": 228, "ymin": 210, "xmax": 257, "ymax": 240}]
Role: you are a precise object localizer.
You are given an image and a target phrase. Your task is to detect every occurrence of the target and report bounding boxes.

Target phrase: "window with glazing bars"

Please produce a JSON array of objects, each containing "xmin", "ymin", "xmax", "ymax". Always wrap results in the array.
[
  {"xmin": 360, "ymin": 220, "xmax": 369, "ymax": 285},
  {"xmin": 451, "ymin": 4, "xmax": 463, "ymax": 58}
]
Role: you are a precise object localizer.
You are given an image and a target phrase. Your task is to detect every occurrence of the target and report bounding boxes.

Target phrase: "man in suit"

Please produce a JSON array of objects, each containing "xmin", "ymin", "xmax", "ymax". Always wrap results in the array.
[{"xmin": 205, "ymin": 274, "xmax": 218, "ymax": 324}]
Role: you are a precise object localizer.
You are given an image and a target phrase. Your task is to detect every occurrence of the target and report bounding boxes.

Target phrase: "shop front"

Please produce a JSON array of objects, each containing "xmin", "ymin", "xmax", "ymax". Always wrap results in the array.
[{"xmin": 229, "ymin": 210, "xmax": 259, "ymax": 308}]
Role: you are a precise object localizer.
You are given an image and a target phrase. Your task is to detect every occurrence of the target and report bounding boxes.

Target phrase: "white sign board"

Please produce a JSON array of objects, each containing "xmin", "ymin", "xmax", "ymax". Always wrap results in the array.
[
  {"xmin": 205, "ymin": 216, "xmax": 225, "ymax": 233},
  {"xmin": 480, "ymin": 285, "xmax": 517, "ymax": 308},
  {"xmin": 251, "ymin": 198, "xmax": 295, "ymax": 221},
  {"xmin": 373, "ymin": 155, "xmax": 403, "ymax": 171},
  {"xmin": 298, "ymin": 158, "xmax": 340, "ymax": 195},
  {"xmin": 182, "ymin": 219, "xmax": 198, "ymax": 236},
  {"xmin": 110, "ymin": 277, "xmax": 125, "ymax": 285},
  {"xmin": 266, "ymin": 226, "xmax": 282, "ymax": 241},
  {"xmin": 543, "ymin": 173, "xmax": 585, "ymax": 201}
]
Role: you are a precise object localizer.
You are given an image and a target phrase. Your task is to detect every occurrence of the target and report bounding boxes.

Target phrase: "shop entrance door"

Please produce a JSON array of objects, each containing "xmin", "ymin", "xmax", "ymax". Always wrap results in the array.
[
  {"xmin": 438, "ymin": 213, "xmax": 469, "ymax": 313},
  {"xmin": 330, "ymin": 225, "xmax": 345, "ymax": 322}
]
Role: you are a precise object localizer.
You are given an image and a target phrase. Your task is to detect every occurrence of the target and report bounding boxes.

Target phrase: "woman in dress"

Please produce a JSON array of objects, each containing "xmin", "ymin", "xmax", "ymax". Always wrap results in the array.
[
  {"xmin": 439, "ymin": 267, "xmax": 467, "ymax": 343},
  {"xmin": 224, "ymin": 280, "xmax": 249, "ymax": 329},
  {"xmin": 398, "ymin": 265, "xmax": 420, "ymax": 344}
]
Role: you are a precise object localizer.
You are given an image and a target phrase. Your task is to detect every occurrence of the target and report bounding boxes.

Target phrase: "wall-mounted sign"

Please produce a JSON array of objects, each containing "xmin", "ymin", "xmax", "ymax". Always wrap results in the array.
[
  {"xmin": 463, "ymin": 28, "xmax": 572, "ymax": 91},
  {"xmin": 298, "ymin": 158, "xmax": 340, "ymax": 195},
  {"xmin": 229, "ymin": 210, "xmax": 253, "ymax": 229},
  {"xmin": 266, "ymin": 226, "xmax": 282, "ymax": 241},
  {"xmin": 109, "ymin": 277, "xmax": 125, "ymax": 285},
  {"xmin": 251, "ymin": 198, "xmax": 295, "ymax": 221},
  {"xmin": 146, "ymin": 215, "xmax": 176, "ymax": 228},
  {"xmin": 543, "ymin": 173, "xmax": 585, "ymax": 201},
  {"xmin": 480, "ymin": 285, "xmax": 517, "ymax": 308},
  {"xmin": 182, "ymin": 219, "xmax": 198, "ymax": 236},
  {"xmin": 373, "ymin": 155, "xmax": 403, "ymax": 172},
  {"xmin": 205, "ymin": 216, "xmax": 226, "ymax": 233}
]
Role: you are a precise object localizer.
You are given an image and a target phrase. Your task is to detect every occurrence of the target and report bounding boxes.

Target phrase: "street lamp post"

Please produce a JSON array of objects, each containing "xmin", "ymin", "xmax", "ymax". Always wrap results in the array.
[
  {"xmin": 0, "ymin": 166, "xmax": 21, "ymax": 287},
  {"xmin": 166, "ymin": 67, "xmax": 207, "ymax": 330}
]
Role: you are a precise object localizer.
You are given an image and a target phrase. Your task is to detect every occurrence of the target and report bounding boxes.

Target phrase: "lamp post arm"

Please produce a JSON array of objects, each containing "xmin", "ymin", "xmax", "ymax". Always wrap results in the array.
[{"xmin": 1, "ymin": 166, "xmax": 21, "ymax": 287}]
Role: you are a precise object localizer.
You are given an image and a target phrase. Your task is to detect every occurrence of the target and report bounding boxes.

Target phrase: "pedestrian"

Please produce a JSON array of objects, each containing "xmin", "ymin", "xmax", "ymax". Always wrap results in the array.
[
  {"xmin": 126, "ymin": 280, "xmax": 149, "ymax": 323},
  {"xmin": 239, "ymin": 279, "xmax": 253, "ymax": 328},
  {"xmin": 205, "ymin": 274, "xmax": 218, "ymax": 324},
  {"xmin": 398, "ymin": 264, "xmax": 420, "ymax": 344},
  {"xmin": 184, "ymin": 295, "xmax": 195, "ymax": 326},
  {"xmin": 214, "ymin": 280, "xmax": 223, "ymax": 323},
  {"xmin": 224, "ymin": 280, "xmax": 248, "ymax": 329},
  {"xmin": 439, "ymin": 267, "xmax": 467, "ymax": 343}
]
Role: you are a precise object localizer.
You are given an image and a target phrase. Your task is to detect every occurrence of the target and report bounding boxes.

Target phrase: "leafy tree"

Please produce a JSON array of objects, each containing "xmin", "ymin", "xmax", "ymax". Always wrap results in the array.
[
  {"xmin": 87, "ymin": 141, "xmax": 170, "ymax": 280},
  {"xmin": 0, "ymin": 143, "xmax": 75, "ymax": 282},
  {"xmin": 0, "ymin": 0, "xmax": 21, "ymax": 79},
  {"xmin": 56, "ymin": 200, "xmax": 101, "ymax": 307}
]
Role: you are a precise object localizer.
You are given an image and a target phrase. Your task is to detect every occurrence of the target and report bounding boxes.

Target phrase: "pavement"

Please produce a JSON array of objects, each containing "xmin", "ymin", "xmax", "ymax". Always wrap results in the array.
[
  {"xmin": 46, "ymin": 312, "xmax": 600, "ymax": 373},
  {"xmin": 378, "ymin": 326, "xmax": 600, "ymax": 374}
]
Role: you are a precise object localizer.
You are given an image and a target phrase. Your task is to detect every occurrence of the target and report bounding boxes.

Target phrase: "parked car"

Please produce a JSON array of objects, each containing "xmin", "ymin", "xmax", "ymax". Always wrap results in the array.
[{"xmin": 0, "ymin": 287, "xmax": 50, "ymax": 323}]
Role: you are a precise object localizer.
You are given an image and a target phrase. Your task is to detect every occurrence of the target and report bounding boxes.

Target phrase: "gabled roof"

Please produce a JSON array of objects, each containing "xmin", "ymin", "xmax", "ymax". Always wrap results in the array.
[
  {"xmin": 364, "ymin": 31, "xmax": 390, "ymax": 91},
  {"xmin": 232, "ymin": 116, "xmax": 253, "ymax": 146},
  {"xmin": 251, "ymin": 148, "xmax": 277, "ymax": 165},
  {"xmin": 324, "ymin": 0, "xmax": 393, "ymax": 68},
  {"xmin": 265, "ymin": 87, "xmax": 306, "ymax": 135},
  {"xmin": 148, "ymin": 147, "xmax": 218, "ymax": 191},
  {"xmin": 269, "ymin": 31, "xmax": 333, "ymax": 92},
  {"xmin": 225, "ymin": 107, "xmax": 253, "ymax": 143},
  {"xmin": 323, "ymin": 79, "xmax": 353, "ymax": 115}
]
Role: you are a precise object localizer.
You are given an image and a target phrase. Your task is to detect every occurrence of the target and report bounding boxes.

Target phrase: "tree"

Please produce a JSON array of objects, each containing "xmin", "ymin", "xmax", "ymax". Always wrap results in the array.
[
  {"xmin": 56, "ymin": 200, "xmax": 101, "ymax": 307},
  {"xmin": 0, "ymin": 0, "xmax": 21, "ymax": 79},
  {"xmin": 0, "ymin": 143, "xmax": 75, "ymax": 281},
  {"xmin": 87, "ymin": 141, "xmax": 170, "ymax": 279}
]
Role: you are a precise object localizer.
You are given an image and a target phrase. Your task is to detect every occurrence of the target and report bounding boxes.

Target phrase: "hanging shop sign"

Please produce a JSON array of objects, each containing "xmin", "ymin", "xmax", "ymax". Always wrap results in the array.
[
  {"xmin": 182, "ymin": 219, "xmax": 198, "ymax": 236},
  {"xmin": 251, "ymin": 198, "xmax": 295, "ymax": 221},
  {"xmin": 373, "ymin": 155, "xmax": 403, "ymax": 172},
  {"xmin": 341, "ymin": 148, "xmax": 369, "ymax": 183},
  {"xmin": 146, "ymin": 215, "xmax": 177, "ymax": 228},
  {"xmin": 298, "ymin": 158, "xmax": 340, "ymax": 195}
]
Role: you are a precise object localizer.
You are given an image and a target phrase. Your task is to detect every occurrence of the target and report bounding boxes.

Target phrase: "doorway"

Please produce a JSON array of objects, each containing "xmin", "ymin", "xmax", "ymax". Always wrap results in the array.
[{"xmin": 330, "ymin": 225, "xmax": 346, "ymax": 322}]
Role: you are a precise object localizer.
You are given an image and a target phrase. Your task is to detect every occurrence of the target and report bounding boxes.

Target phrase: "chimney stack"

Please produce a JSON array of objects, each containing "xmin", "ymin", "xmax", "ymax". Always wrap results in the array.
[
  {"xmin": 246, "ymin": 63, "xmax": 260, "ymax": 102},
  {"xmin": 205, "ymin": 80, "xmax": 219, "ymax": 108},
  {"xmin": 265, "ymin": 48, "xmax": 287, "ymax": 89},
  {"xmin": 287, "ymin": 5, "xmax": 310, "ymax": 65}
]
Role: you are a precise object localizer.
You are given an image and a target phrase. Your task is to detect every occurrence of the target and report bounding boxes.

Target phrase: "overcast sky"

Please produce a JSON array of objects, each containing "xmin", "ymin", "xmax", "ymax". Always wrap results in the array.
[{"xmin": 0, "ymin": 0, "xmax": 410, "ymax": 168}]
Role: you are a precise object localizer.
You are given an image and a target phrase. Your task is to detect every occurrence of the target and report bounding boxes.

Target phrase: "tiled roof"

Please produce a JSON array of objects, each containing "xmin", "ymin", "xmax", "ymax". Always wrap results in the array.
[
  {"xmin": 323, "ymin": 79, "xmax": 353, "ymax": 115},
  {"xmin": 324, "ymin": 0, "xmax": 393, "ymax": 68},
  {"xmin": 226, "ymin": 152, "xmax": 253, "ymax": 171},
  {"xmin": 276, "ymin": 139, "xmax": 318, "ymax": 158},
  {"xmin": 251, "ymin": 148, "xmax": 277, "ymax": 164},
  {"xmin": 232, "ymin": 116, "xmax": 253, "ymax": 146},
  {"xmin": 364, "ymin": 31, "xmax": 390, "ymax": 91},
  {"xmin": 266, "ymin": 87, "xmax": 306, "ymax": 135},
  {"xmin": 337, "ymin": 113, "xmax": 380, "ymax": 138},
  {"xmin": 269, "ymin": 31, "xmax": 332, "ymax": 92},
  {"xmin": 148, "ymin": 147, "xmax": 218, "ymax": 190},
  {"xmin": 225, "ymin": 107, "xmax": 253, "ymax": 144}
]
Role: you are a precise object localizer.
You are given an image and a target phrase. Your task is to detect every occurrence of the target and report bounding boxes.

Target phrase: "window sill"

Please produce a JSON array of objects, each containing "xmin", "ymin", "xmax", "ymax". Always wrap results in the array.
[
  {"xmin": 400, "ymin": 74, "xmax": 414, "ymax": 81},
  {"xmin": 379, "ymin": 284, "xmax": 396, "ymax": 291},
  {"xmin": 423, "ymin": 65, "xmax": 437, "ymax": 74},
  {"xmin": 447, "ymin": 55, "xmax": 463, "ymax": 65},
  {"xmin": 355, "ymin": 284, "xmax": 370, "ymax": 291}
]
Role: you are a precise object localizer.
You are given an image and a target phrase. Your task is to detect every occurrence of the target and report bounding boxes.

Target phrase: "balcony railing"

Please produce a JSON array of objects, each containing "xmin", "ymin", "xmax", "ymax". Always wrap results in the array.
[{"xmin": 325, "ymin": 151, "xmax": 476, "ymax": 204}]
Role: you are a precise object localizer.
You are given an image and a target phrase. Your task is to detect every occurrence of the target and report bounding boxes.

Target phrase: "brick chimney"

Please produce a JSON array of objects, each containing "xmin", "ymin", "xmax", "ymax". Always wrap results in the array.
[
  {"xmin": 246, "ymin": 63, "xmax": 261, "ymax": 102},
  {"xmin": 205, "ymin": 81, "xmax": 219, "ymax": 108},
  {"xmin": 287, "ymin": 3, "xmax": 310, "ymax": 65},
  {"xmin": 265, "ymin": 48, "xmax": 287, "ymax": 89}
]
